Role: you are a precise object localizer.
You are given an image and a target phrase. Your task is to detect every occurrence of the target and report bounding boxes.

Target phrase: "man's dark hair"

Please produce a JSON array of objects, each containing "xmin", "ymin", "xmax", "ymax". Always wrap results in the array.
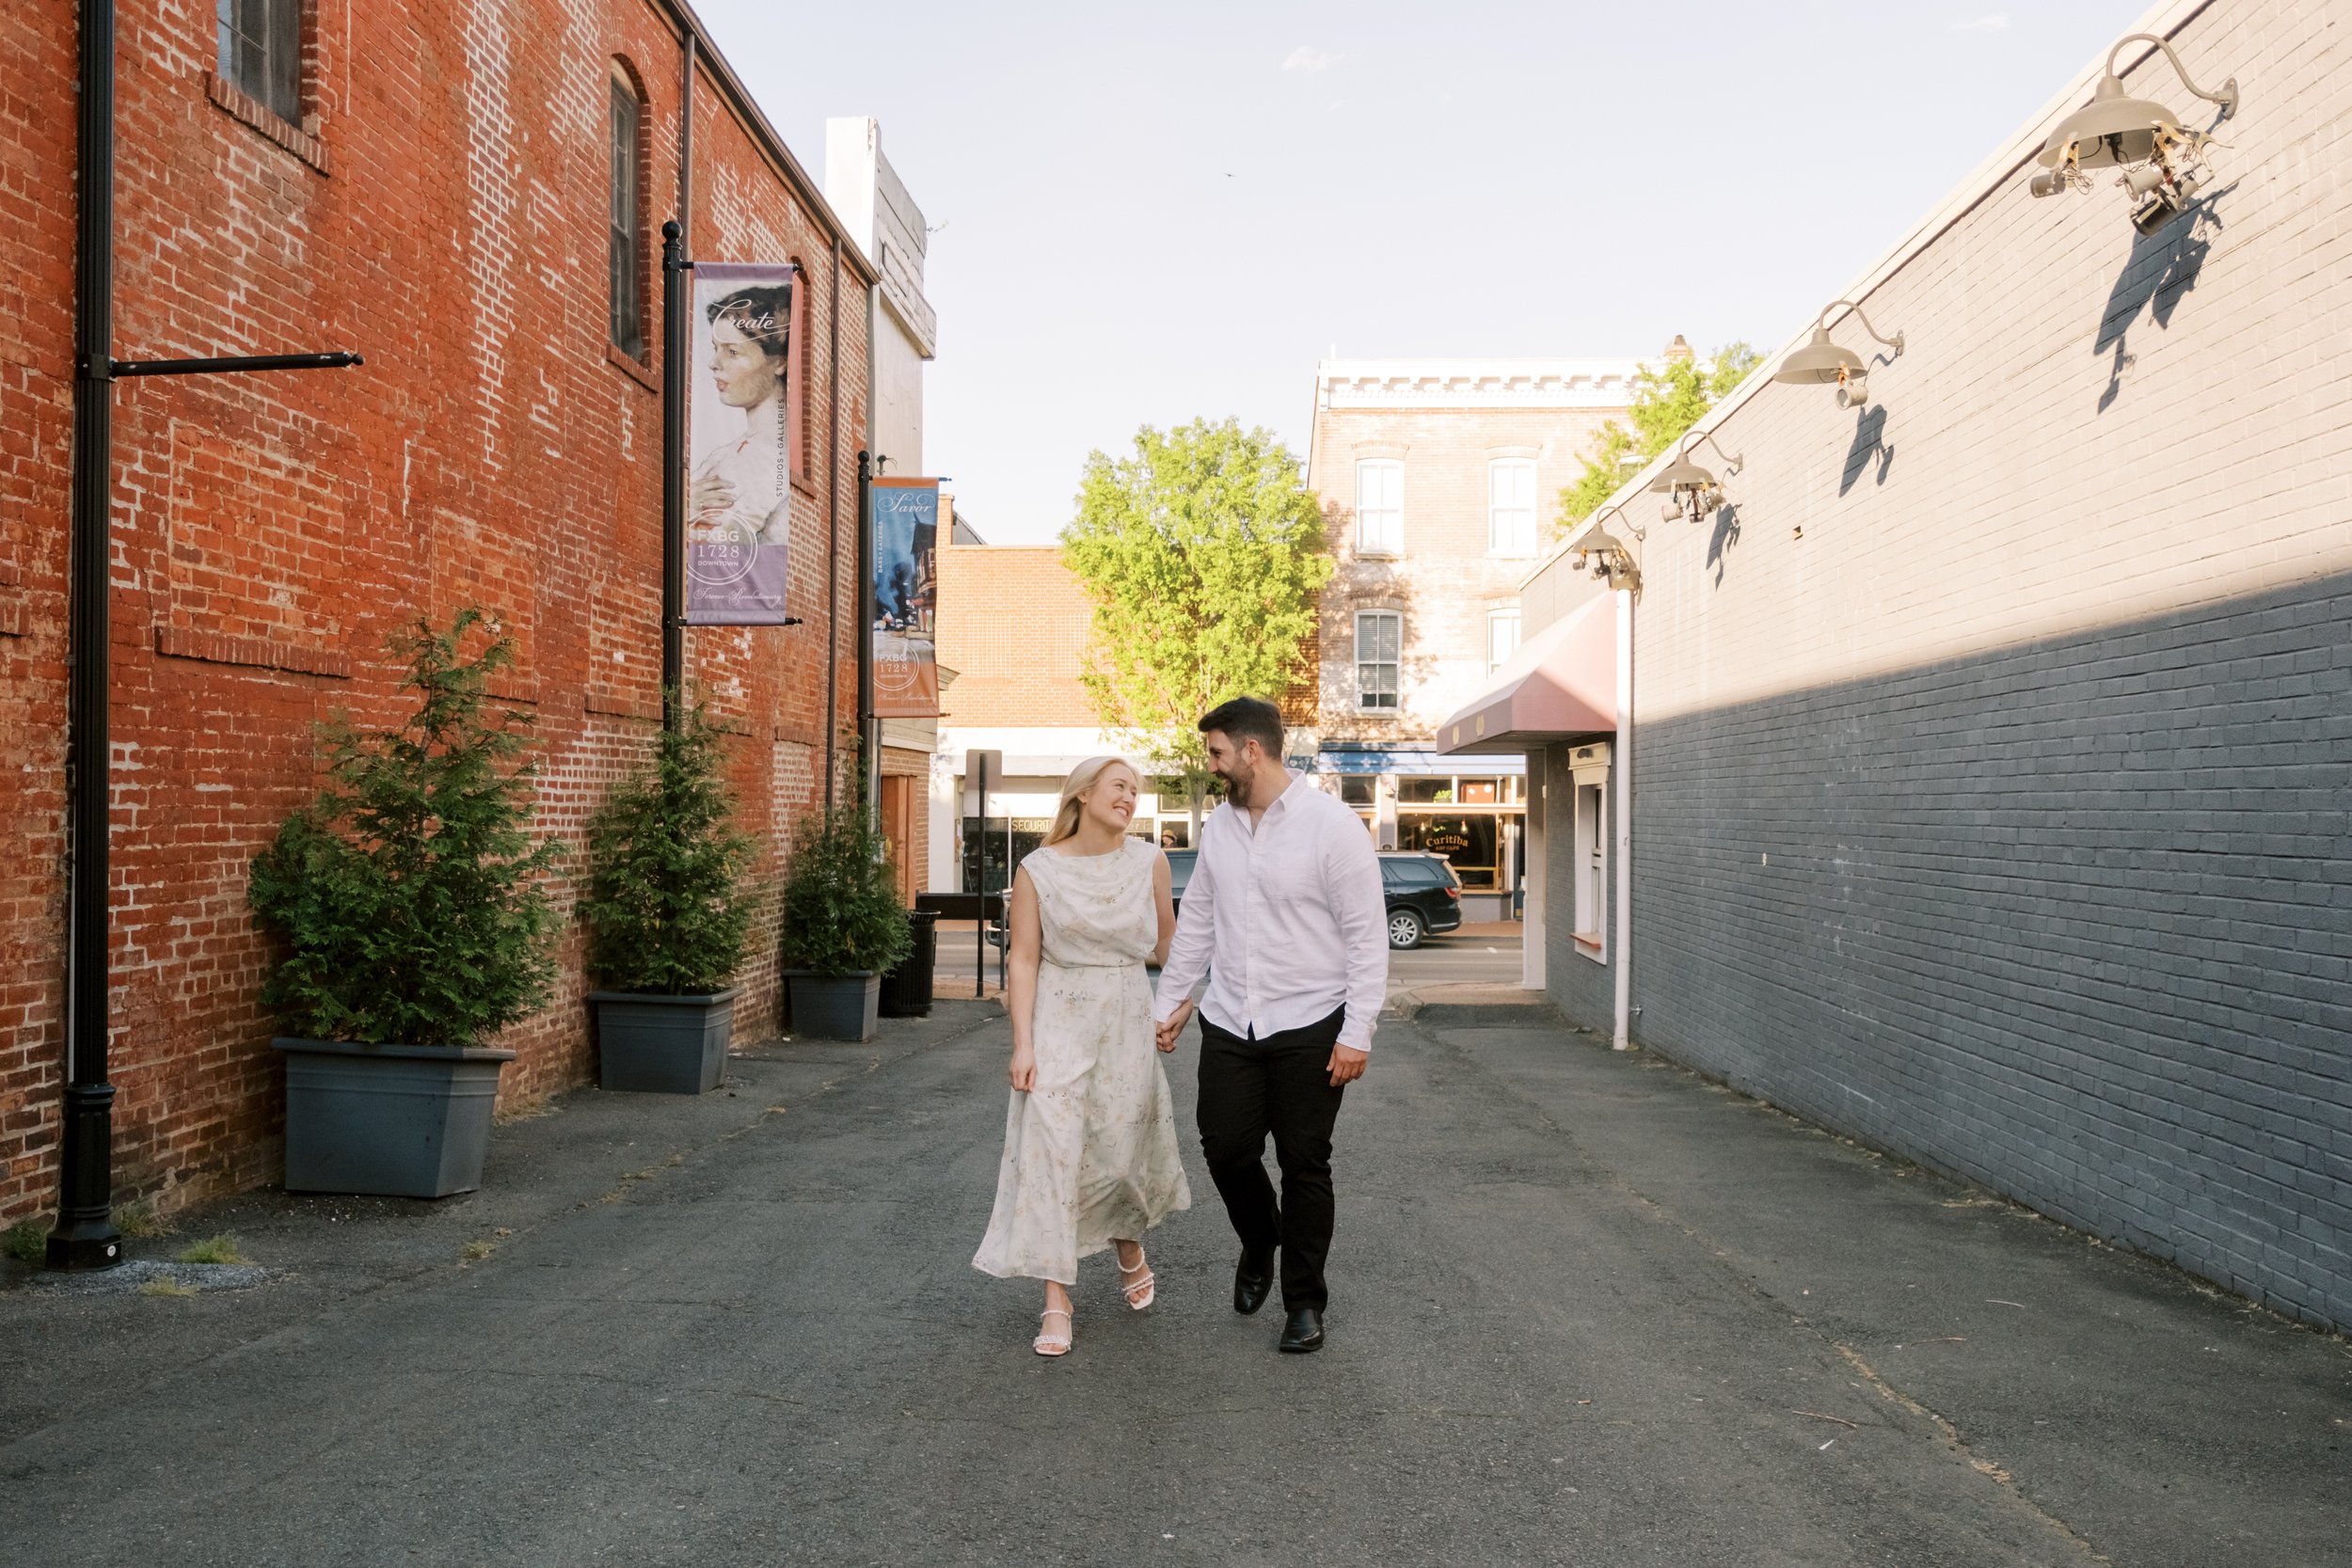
[{"xmin": 1198, "ymin": 696, "xmax": 1283, "ymax": 758}]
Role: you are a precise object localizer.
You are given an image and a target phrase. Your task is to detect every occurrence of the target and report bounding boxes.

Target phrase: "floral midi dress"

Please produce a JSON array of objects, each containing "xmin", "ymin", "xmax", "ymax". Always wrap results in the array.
[{"xmin": 972, "ymin": 839, "xmax": 1191, "ymax": 1285}]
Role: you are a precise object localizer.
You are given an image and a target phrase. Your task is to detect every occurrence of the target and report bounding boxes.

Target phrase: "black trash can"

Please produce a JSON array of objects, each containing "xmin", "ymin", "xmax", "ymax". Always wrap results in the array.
[{"xmin": 879, "ymin": 910, "xmax": 938, "ymax": 1018}]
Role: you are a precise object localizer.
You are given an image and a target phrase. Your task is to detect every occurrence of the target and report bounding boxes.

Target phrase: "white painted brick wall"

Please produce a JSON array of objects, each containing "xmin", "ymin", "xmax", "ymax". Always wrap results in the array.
[{"xmin": 1526, "ymin": 0, "xmax": 2352, "ymax": 1331}]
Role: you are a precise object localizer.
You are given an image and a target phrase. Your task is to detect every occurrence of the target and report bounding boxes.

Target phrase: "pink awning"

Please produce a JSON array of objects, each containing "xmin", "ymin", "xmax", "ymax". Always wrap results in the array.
[{"xmin": 1436, "ymin": 592, "xmax": 1615, "ymax": 755}]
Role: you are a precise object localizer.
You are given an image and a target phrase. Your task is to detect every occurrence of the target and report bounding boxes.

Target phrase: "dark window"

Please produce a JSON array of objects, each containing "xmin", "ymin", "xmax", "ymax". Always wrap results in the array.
[
  {"xmin": 1338, "ymin": 774, "xmax": 1376, "ymax": 806},
  {"xmin": 216, "ymin": 0, "xmax": 301, "ymax": 124},
  {"xmin": 1398, "ymin": 777, "xmax": 1455, "ymax": 804},
  {"xmin": 1396, "ymin": 819, "xmax": 1496, "ymax": 888},
  {"xmin": 609, "ymin": 79, "xmax": 644, "ymax": 358},
  {"xmin": 961, "ymin": 817, "xmax": 1053, "ymax": 895},
  {"xmin": 1355, "ymin": 611, "xmax": 1400, "ymax": 711}
]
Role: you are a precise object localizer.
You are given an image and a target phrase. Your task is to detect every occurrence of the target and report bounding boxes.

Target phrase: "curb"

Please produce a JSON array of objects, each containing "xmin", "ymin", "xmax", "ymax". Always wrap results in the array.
[{"xmin": 1387, "ymin": 990, "xmax": 1567, "ymax": 1028}]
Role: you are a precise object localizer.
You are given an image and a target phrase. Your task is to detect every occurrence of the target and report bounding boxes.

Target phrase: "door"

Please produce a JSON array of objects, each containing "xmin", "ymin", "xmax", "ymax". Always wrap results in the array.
[{"xmin": 881, "ymin": 774, "xmax": 915, "ymax": 904}]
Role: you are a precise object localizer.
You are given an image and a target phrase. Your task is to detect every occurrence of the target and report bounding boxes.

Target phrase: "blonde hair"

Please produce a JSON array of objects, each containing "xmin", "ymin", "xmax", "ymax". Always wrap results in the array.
[{"xmin": 1043, "ymin": 756, "xmax": 1139, "ymax": 847}]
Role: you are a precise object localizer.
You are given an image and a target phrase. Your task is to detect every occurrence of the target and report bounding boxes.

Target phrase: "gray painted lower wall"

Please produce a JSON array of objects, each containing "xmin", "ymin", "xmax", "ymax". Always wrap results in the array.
[
  {"xmin": 1541, "ymin": 739, "xmax": 1616, "ymax": 1035},
  {"xmin": 1565, "ymin": 573, "xmax": 2350, "ymax": 1330}
]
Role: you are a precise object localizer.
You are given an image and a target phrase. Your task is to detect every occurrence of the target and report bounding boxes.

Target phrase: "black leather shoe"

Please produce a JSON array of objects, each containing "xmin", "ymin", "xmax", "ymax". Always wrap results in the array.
[
  {"xmin": 1232, "ymin": 1250, "xmax": 1275, "ymax": 1316},
  {"xmin": 1279, "ymin": 1307, "xmax": 1324, "ymax": 1354}
]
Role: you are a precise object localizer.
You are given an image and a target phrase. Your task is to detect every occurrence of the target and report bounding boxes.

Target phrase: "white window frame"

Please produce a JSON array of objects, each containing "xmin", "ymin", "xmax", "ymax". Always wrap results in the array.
[
  {"xmin": 1569, "ymin": 743, "xmax": 1611, "ymax": 963},
  {"xmin": 1356, "ymin": 459, "xmax": 1404, "ymax": 557},
  {"xmin": 1487, "ymin": 457, "xmax": 1536, "ymax": 557},
  {"xmin": 1355, "ymin": 610, "xmax": 1402, "ymax": 713},
  {"xmin": 1486, "ymin": 606, "xmax": 1522, "ymax": 673}
]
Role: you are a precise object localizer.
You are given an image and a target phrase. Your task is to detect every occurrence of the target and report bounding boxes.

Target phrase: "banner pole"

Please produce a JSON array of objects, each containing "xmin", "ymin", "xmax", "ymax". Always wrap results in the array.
[
  {"xmin": 660, "ymin": 220, "xmax": 688, "ymax": 731},
  {"xmin": 857, "ymin": 450, "xmax": 876, "ymax": 817}
]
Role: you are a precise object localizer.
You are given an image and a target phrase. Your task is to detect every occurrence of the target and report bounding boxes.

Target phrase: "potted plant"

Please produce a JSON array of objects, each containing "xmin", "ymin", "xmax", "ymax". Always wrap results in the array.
[
  {"xmin": 248, "ymin": 610, "xmax": 562, "ymax": 1198},
  {"xmin": 778, "ymin": 801, "xmax": 913, "ymax": 1041},
  {"xmin": 579, "ymin": 702, "xmax": 758, "ymax": 1093}
]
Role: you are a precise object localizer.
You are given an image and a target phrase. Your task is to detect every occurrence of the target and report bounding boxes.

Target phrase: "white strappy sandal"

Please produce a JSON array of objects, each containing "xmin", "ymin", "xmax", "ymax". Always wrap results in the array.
[
  {"xmin": 1117, "ymin": 1246, "xmax": 1155, "ymax": 1311},
  {"xmin": 1034, "ymin": 1304, "xmax": 1073, "ymax": 1357}
]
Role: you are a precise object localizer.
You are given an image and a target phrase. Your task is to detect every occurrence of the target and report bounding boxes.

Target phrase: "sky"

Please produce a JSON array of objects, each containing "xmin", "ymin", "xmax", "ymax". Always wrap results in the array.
[{"xmin": 696, "ymin": 1, "xmax": 2155, "ymax": 545}]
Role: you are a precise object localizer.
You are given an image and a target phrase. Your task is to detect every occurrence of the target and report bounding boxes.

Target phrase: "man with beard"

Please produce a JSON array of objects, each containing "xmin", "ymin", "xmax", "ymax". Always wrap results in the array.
[{"xmin": 1153, "ymin": 696, "xmax": 1387, "ymax": 1353}]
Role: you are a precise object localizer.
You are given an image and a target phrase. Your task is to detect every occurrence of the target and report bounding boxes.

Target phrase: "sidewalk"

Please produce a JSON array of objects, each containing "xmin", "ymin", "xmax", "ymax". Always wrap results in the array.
[{"xmin": 1, "ymin": 1004, "xmax": 2343, "ymax": 1566}]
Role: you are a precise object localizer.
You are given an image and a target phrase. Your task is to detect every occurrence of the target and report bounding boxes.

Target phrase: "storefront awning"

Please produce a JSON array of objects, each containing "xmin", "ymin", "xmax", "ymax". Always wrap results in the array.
[
  {"xmin": 1436, "ymin": 593, "xmax": 1616, "ymax": 755},
  {"xmin": 1311, "ymin": 746, "xmax": 1523, "ymax": 777}
]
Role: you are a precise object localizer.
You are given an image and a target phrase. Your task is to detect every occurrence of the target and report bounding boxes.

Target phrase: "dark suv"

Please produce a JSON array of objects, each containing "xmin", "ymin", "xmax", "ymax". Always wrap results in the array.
[{"xmin": 1165, "ymin": 849, "xmax": 1462, "ymax": 950}]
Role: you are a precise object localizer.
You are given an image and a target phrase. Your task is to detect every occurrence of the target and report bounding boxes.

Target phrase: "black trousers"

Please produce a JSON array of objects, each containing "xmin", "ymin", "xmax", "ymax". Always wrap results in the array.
[{"xmin": 1196, "ymin": 1006, "xmax": 1348, "ymax": 1312}]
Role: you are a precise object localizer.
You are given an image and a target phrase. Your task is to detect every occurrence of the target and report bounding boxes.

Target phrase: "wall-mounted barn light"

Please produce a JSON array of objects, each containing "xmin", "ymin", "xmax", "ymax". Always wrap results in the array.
[
  {"xmin": 2027, "ymin": 33, "xmax": 2238, "ymax": 236},
  {"xmin": 1773, "ymin": 301, "xmax": 1903, "ymax": 409},
  {"xmin": 1570, "ymin": 502, "xmax": 1644, "ymax": 594},
  {"xmin": 1648, "ymin": 430, "xmax": 1741, "ymax": 524}
]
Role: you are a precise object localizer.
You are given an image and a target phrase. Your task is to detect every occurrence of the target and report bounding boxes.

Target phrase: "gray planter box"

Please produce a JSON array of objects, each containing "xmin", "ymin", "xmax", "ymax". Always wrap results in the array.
[
  {"xmin": 785, "ymin": 971, "xmax": 880, "ymax": 1041},
  {"xmin": 589, "ymin": 988, "xmax": 738, "ymax": 1094},
  {"xmin": 274, "ymin": 1038, "xmax": 515, "ymax": 1198}
]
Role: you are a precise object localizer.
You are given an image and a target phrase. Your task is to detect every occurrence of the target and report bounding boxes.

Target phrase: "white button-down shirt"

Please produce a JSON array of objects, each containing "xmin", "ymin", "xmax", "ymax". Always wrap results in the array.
[{"xmin": 1152, "ymin": 773, "xmax": 1389, "ymax": 1053}]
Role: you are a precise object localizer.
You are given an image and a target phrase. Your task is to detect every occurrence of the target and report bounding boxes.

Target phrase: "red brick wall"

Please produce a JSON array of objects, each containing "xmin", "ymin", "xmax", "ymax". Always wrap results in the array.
[
  {"xmin": 933, "ymin": 544, "xmax": 1100, "ymax": 728},
  {"xmin": 0, "ymin": 0, "xmax": 874, "ymax": 1223}
]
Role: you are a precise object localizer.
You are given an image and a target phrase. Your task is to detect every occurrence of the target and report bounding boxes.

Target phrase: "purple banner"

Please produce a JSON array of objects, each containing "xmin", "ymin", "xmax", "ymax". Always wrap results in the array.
[{"xmin": 686, "ymin": 261, "xmax": 798, "ymax": 625}]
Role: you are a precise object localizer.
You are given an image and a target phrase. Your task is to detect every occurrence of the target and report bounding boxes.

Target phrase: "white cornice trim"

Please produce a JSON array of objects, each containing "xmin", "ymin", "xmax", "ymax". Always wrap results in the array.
[{"xmin": 1318, "ymin": 358, "xmax": 1645, "ymax": 410}]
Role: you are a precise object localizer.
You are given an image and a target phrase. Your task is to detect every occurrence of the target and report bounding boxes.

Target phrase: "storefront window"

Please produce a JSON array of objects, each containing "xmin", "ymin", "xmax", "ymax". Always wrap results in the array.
[
  {"xmin": 962, "ymin": 816, "xmax": 1054, "ymax": 895},
  {"xmin": 1458, "ymin": 778, "xmax": 1499, "ymax": 804},
  {"xmin": 1396, "ymin": 814, "xmax": 1500, "ymax": 888},
  {"xmin": 1338, "ymin": 774, "xmax": 1376, "ymax": 805},
  {"xmin": 1399, "ymin": 777, "xmax": 1454, "ymax": 804}
]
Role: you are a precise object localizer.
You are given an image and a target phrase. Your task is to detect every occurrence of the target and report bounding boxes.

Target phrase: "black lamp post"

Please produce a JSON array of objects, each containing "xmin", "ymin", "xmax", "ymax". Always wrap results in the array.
[{"xmin": 49, "ymin": 1, "xmax": 359, "ymax": 1269}]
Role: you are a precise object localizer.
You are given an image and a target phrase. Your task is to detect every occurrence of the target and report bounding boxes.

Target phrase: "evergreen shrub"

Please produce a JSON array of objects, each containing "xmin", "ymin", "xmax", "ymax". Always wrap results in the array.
[
  {"xmin": 777, "ymin": 801, "xmax": 913, "ymax": 979},
  {"xmin": 248, "ymin": 610, "xmax": 563, "ymax": 1046},
  {"xmin": 580, "ymin": 703, "xmax": 758, "ymax": 995}
]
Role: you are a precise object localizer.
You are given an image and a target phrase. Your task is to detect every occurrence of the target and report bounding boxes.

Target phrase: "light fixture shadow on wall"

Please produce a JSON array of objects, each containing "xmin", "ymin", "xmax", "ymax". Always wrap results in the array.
[
  {"xmin": 1773, "ymin": 301, "xmax": 1904, "ymax": 409},
  {"xmin": 2027, "ymin": 32, "xmax": 2240, "ymax": 237},
  {"xmin": 1648, "ymin": 430, "xmax": 1742, "ymax": 525},
  {"xmin": 1569, "ymin": 500, "xmax": 1644, "ymax": 594}
]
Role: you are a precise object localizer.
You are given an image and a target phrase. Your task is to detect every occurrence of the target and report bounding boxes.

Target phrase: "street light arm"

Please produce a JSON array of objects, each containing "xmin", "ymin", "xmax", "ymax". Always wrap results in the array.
[
  {"xmin": 1592, "ymin": 498, "xmax": 1647, "ymax": 544},
  {"xmin": 1817, "ymin": 300, "xmax": 1904, "ymax": 358},
  {"xmin": 2107, "ymin": 32, "xmax": 2240, "ymax": 119},
  {"xmin": 1678, "ymin": 428, "xmax": 1742, "ymax": 477}
]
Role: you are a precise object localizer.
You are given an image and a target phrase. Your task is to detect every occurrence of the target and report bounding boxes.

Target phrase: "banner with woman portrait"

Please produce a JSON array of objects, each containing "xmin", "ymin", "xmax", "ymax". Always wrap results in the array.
[
  {"xmin": 686, "ymin": 261, "xmax": 800, "ymax": 625},
  {"xmin": 871, "ymin": 477, "xmax": 941, "ymax": 716}
]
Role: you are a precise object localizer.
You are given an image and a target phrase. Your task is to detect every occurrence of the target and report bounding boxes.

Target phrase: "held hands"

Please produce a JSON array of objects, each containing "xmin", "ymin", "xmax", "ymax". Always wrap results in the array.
[
  {"xmin": 1009, "ymin": 1043, "xmax": 1037, "ymax": 1092},
  {"xmin": 1154, "ymin": 1000, "xmax": 1195, "ymax": 1053},
  {"xmin": 1327, "ymin": 1044, "xmax": 1369, "ymax": 1087}
]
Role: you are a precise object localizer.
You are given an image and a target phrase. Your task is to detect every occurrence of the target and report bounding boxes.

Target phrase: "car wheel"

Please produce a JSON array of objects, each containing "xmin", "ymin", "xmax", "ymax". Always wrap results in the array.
[{"xmin": 1387, "ymin": 908, "xmax": 1424, "ymax": 950}]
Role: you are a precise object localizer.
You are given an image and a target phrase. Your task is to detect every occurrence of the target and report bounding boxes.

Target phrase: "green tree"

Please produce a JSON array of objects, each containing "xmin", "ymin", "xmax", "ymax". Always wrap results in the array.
[
  {"xmin": 1060, "ymin": 419, "xmax": 1333, "ymax": 810},
  {"xmin": 249, "ymin": 610, "xmax": 564, "ymax": 1046},
  {"xmin": 778, "ymin": 800, "xmax": 913, "ymax": 978},
  {"xmin": 1556, "ymin": 341, "xmax": 1761, "ymax": 530},
  {"xmin": 580, "ymin": 700, "xmax": 760, "ymax": 995}
]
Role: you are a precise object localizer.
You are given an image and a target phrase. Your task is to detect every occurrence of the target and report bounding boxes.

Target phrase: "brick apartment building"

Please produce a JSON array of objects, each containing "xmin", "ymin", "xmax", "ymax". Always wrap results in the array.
[
  {"xmin": 1305, "ymin": 356, "xmax": 1639, "ymax": 919},
  {"xmin": 0, "ymin": 1, "xmax": 881, "ymax": 1226}
]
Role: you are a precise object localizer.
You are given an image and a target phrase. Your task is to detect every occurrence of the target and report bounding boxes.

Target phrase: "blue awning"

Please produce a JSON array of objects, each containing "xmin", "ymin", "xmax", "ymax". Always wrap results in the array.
[{"xmin": 1311, "ymin": 746, "xmax": 1524, "ymax": 777}]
